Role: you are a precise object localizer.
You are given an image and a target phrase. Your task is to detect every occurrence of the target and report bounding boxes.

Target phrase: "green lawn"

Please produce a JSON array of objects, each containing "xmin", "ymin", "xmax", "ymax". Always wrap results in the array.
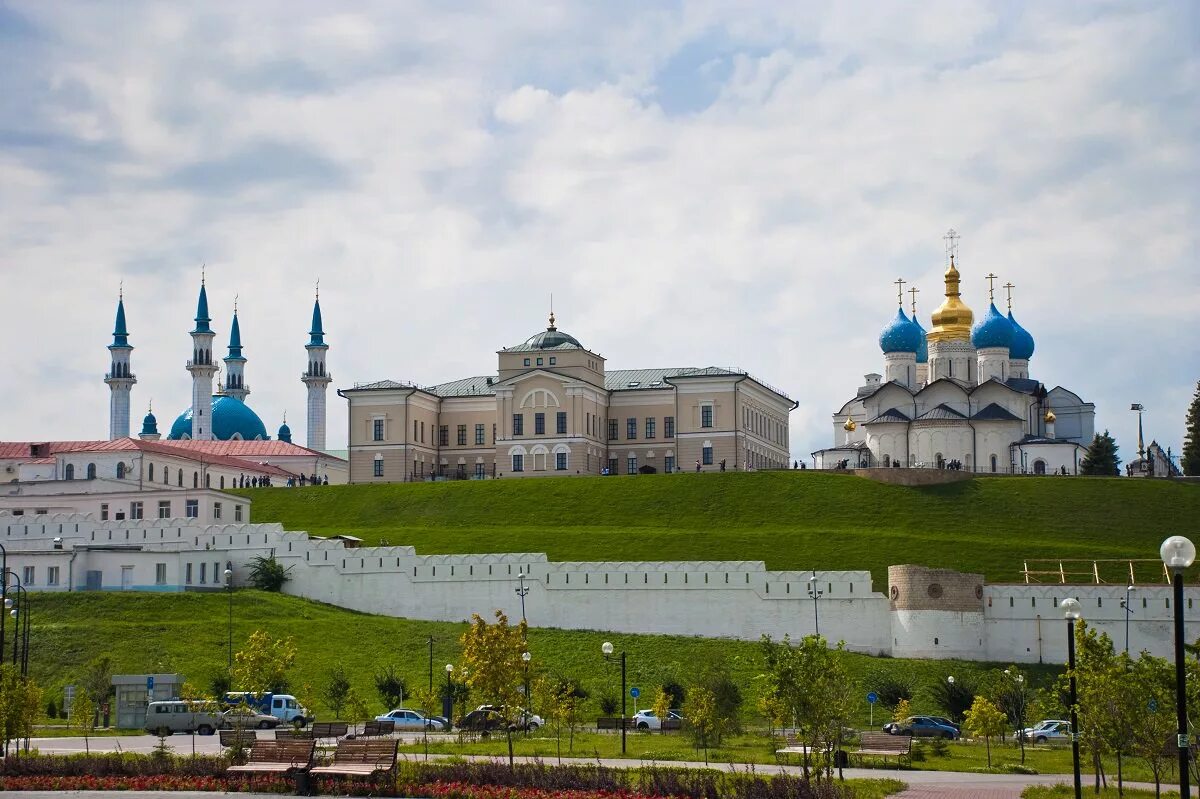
[
  {"xmin": 1023, "ymin": 787, "xmax": 1180, "ymax": 798},
  {"xmin": 233, "ymin": 472, "xmax": 1200, "ymax": 585}
]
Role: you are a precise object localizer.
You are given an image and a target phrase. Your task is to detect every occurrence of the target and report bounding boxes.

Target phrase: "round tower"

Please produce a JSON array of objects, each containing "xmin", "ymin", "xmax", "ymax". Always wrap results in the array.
[
  {"xmin": 888, "ymin": 564, "xmax": 985, "ymax": 659},
  {"xmin": 302, "ymin": 290, "xmax": 332, "ymax": 451},
  {"xmin": 223, "ymin": 302, "xmax": 249, "ymax": 402},
  {"xmin": 104, "ymin": 290, "xmax": 137, "ymax": 439},
  {"xmin": 186, "ymin": 276, "xmax": 218, "ymax": 440}
]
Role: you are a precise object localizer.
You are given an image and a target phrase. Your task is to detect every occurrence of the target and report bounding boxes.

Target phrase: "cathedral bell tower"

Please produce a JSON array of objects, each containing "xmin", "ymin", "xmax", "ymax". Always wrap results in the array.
[
  {"xmin": 186, "ymin": 275, "xmax": 218, "ymax": 440},
  {"xmin": 104, "ymin": 289, "xmax": 136, "ymax": 439}
]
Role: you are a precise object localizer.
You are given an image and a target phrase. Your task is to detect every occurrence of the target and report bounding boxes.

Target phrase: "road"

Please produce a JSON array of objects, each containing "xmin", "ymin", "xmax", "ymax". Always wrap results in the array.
[{"xmin": 14, "ymin": 734, "xmax": 1176, "ymax": 798}]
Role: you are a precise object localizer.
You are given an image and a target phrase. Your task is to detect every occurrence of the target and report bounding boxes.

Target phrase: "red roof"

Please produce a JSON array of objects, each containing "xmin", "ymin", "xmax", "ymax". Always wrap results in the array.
[
  {"xmin": 0, "ymin": 438, "xmax": 295, "ymax": 477},
  {"xmin": 155, "ymin": 439, "xmax": 343, "ymax": 460}
]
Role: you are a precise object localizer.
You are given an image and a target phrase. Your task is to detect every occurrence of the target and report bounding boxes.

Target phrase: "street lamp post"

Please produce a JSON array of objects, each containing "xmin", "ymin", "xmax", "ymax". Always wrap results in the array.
[
  {"xmin": 445, "ymin": 663, "xmax": 454, "ymax": 722},
  {"xmin": 808, "ymin": 573, "xmax": 823, "ymax": 637},
  {"xmin": 428, "ymin": 636, "xmax": 434, "ymax": 695},
  {"xmin": 1121, "ymin": 585, "xmax": 1136, "ymax": 656},
  {"xmin": 224, "ymin": 568, "xmax": 234, "ymax": 674},
  {"xmin": 602, "ymin": 642, "xmax": 626, "ymax": 755},
  {"xmin": 1161, "ymin": 535, "xmax": 1195, "ymax": 799},
  {"xmin": 515, "ymin": 572, "xmax": 529, "ymax": 628},
  {"xmin": 0, "ymin": 543, "xmax": 7, "ymax": 660},
  {"xmin": 1062, "ymin": 597, "xmax": 1083, "ymax": 799},
  {"xmin": 522, "ymin": 651, "xmax": 531, "ymax": 733}
]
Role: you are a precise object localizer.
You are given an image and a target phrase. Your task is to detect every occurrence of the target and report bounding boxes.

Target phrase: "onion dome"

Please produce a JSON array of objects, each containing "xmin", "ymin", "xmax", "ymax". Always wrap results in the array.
[
  {"xmin": 879, "ymin": 308, "xmax": 923, "ymax": 354},
  {"xmin": 927, "ymin": 257, "xmax": 974, "ymax": 342},
  {"xmin": 141, "ymin": 407, "xmax": 158, "ymax": 437},
  {"xmin": 1007, "ymin": 311, "xmax": 1035, "ymax": 360},
  {"xmin": 843, "ymin": 417, "xmax": 857, "ymax": 432},
  {"xmin": 970, "ymin": 302, "xmax": 1015, "ymax": 349},
  {"xmin": 169, "ymin": 395, "xmax": 269, "ymax": 440},
  {"xmin": 912, "ymin": 316, "xmax": 929, "ymax": 364}
]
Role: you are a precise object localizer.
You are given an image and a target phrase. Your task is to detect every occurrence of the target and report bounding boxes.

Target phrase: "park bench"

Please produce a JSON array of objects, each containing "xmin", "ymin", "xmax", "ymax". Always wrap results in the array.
[
  {"xmin": 226, "ymin": 739, "xmax": 316, "ymax": 776},
  {"xmin": 850, "ymin": 732, "xmax": 912, "ymax": 767},
  {"xmin": 775, "ymin": 731, "xmax": 832, "ymax": 764},
  {"xmin": 219, "ymin": 729, "xmax": 258, "ymax": 748},
  {"xmin": 310, "ymin": 721, "xmax": 349, "ymax": 740},
  {"xmin": 274, "ymin": 728, "xmax": 313, "ymax": 740},
  {"xmin": 595, "ymin": 717, "xmax": 633, "ymax": 731},
  {"xmin": 310, "ymin": 739, "xmax": 399, "ymax": 780},
  {"xmin": 359, "ymin": 719, "xmax": 395, "ymax": 737}
]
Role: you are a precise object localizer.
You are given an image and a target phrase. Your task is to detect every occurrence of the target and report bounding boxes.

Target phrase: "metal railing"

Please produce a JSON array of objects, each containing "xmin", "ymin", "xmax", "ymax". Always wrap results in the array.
[{"xmin": 1021, "ymin": 559, "xmax": 1170, "ymax": 586}]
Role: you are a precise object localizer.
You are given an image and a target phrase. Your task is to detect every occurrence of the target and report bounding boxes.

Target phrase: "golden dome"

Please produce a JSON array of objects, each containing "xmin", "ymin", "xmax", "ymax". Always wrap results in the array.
[
  {"xmin": 926, "ymin": 256, "xmax": 974, "ymax": 343},
  {"xmin": 843, "ymin": 417, "xmax": 857, "ymax": 432},
  {"xmin": 1044, "ymin": 409, "xmax": 1056, "ymax": 423}
]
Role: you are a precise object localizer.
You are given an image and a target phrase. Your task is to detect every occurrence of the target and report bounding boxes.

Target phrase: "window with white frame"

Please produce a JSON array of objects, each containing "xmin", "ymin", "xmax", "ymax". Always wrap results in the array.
[
  {"xmin": 665, "ymin": 416, "xmax": 675, "ymax": 438},
  {"xmin": 627, "ymin": 456, "xmax": 637, "ymax": 474},
  {"xmin": 701, "ymin": 404, "xmax": 713, "ymax": 428},
  {"xmin": 475, "ymin": 424, "xmax": 486, "ymax": 445},
  {"xmin": 23, "ymin": 566, "xmax": 34, "ymax": 585},
  {"xmin": 185, "ymin": 563, "xmax": 193, "ymax": 584},
  {"xmin": 158, "ymin": 500, "xmax": 171, "ymax": 519},
  {"xmin": 235, "ymin": 504, "xmax": 244, "ymax": 522},
  {"xmin": 156, "ymin": 563, "xmax": 167, "ymax": 585},
  {"xmin": 702, "ymin": 446, "xmax": 713, "ymax": 465},
  {"xmin": 213, "ymin": 502, "xmax": 222, "ymax": 520},
  {"xmin": 130, "ymin": 501, "xmax": 144, "ymax": 520},
  {"xmin": 513, "ymin": 414, "xmax": 524, "ymax": 436},
  {"xmin": 512, "ymin": 453, "xmax": 524, "ymax": 472},
  {"xmin": 47, "ymin": 566, "xmax": 59, "ymax": 586},
  {"xmin": 373, "ymin": 418, "xmax": 385, "ymax": 441},
  {"xmin": 185, "ymin": 499, "xmax": 199, "ymax": 518},
  {"xmin": 373, "ymin": 454, "xmax": 384, "ymax": 477},
  {"xmin": 556, "ymin": 452, "xmax": 568, "ymax": 471},
  {"xmin": 556, "ymin": 412, "xmax": 567, "ymax": 435},
  {"xmin": 645, "ymin": 417, "xmax": 656, "ymax": 439}
]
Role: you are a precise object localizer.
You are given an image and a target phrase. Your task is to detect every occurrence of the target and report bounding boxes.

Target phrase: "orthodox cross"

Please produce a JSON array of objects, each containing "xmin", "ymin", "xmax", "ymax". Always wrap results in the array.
[
  {"xmin": 943, "ymin": 229, "xmax": 960, "ymax": 263},
  {"xmin": 894, "ymin": 277, "xmax": 907, "ymax": 305},
  {"xmin": 1003, "ymin": 282, "xmax": 1015, "ymax": 312},
  {"xmin": 985, "ymin": 273, "xmax": 998, "ymax": 301},
  {"xmin": 909, "ymin": 286, "xmax": 920, "ymax": 316}
]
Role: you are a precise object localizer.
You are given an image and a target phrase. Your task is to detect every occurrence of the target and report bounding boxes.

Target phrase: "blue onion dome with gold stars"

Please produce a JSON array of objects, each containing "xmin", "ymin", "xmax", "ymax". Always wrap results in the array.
[
  {"xmin": 879, "ymin": 308, "xmax": 923, "ymax": 354},
  {"xmin": 1007, "ymin": 311, "xmax": 1035, "ymax": 360},
  {"xmin": 168, "ymin": 395, "xmax": 269, "ymax": 440},
  {"xmin": 970, "ymin": 302, "xmax": 1015, "ymax": 349}
]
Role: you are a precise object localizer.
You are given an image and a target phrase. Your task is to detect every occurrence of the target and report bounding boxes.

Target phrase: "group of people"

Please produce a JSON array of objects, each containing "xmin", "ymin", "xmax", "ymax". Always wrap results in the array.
[
  {"xmin": 235, "ymin": 472, "xmax": 330, "ymax": 488},
  {"xmin": 285, "ymin": 473, "xmax": 329, "ymax": 487}
]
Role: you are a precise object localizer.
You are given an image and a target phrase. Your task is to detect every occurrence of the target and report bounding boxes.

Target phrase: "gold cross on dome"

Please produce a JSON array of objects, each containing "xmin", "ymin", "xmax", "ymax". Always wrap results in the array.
[
  {"xmin": 985, "ymin": 273, "xmax": 998, "ymax": 301},
  {"xmin": 909, "ymin": 286, "xmax": 920, "ymax": 316},
  {"xmin": 943, "ymin": 229, "xmax": 960, "ymax": 262},
  {"xmin": 1003, "ymin": 282, "xmax": 1015, "ymax": 311},
  {"xmin": 894, "ymin": 277, "xmax": 906, "ymax": 306}
]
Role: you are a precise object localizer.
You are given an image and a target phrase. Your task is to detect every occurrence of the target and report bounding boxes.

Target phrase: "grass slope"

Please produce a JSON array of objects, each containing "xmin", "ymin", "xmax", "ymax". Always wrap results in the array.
[
  {"xmin": 28, "ymin": 591, "xmax": 1057, "ymax": 721},
  {"xmin": 235, "ymin": 472, "xmax": 1200, "ymax": 585}
]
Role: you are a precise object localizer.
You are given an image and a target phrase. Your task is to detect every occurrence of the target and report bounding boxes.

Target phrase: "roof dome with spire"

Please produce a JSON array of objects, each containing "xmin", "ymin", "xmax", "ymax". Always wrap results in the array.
[
  {"xmin": 516, "ymin": 312, "xmax": 583, "ymax": 350},
  {"xmin": 879, "ymin": 308, "xmax": 923, "ymax": 354},
  {"xmin": 971, "ymin": 302, "xmax": 1015, "ymax": 349},
  {"xmin": 141, "ymin": 407, "xmax": 158, "ymax": 436},
  {"xmin": 110, "ymin": 295, "xmax": 131, "ymax": 350},
  {"xmin": 168, "ymin": 395, "xmax": 269, "ymax": 441},
  {"xmin": 928, "ymin": 256, "xmax": 974, "ymax": 342},
  {"xmin": 277, "ymin": 417, "xmax": 292, "ymax": 443},
  {"xmin": 1007, "ymin": 311, "xmax": 1036, "ymax": 360}
]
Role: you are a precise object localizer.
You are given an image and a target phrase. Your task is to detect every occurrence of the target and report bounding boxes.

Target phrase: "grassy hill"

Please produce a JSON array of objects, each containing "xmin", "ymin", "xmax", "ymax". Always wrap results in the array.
[
  {"xmin": 234, "ymin": 472, "xmax": 1200, "ymax": 585},
  {"xmin": 27, "ymin": 591, "xmax": 1057, "ymax": 723}
]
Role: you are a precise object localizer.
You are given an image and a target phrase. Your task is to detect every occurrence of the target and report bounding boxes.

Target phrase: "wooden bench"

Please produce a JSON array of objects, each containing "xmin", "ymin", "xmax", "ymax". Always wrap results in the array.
[
  {"xmin": 219, "ymin": 729, "xmax": 258, "ymax": 748},
  {"xmin": 310, "ymin": 721, "xmax": 349, "ymax": 739},
  {"xmin": 274, "ymin": 728, "xmax": 313, "ymax": 740},
  {"xmin": 358, "ymin": 719, "xmax": 395, "ymax": 737},
  {"xmin": 310, "ymin": 739, "xmax": 398, "ymax": 779},
  {"xmin": 775, "ymin": 731, "xmax": 832, "ymax": 764},
  {"xmin": 226, "ymin": 739, "xmax": 316, "ymax": 775},
  {"xmin": 850, "ymin": 732, "xmax": 912, "ymax": 767}
]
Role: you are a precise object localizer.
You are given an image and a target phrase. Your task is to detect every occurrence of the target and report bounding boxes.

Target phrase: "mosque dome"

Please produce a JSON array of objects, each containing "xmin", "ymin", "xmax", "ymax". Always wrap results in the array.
[
  {"xmin": 879, "ymin": 308, "xmax": 923, "ymax": 354},
  {"xmin": 141, "ymin": 409, "xmax": 159, "ymax": 436},
  {"xmin": 168, "ymin": 395, "xmax": 269, "ymax": 441},
  {"xmin": 970, "ymin": 302, "xmax": 1015, "ymax": 349},
  {"xmin": 277, "ymin": 420, "xmax": 293, "ymax": 444},
  {"xmin": 517, "ymin": 312, "xmax": 582, "ymax": 350},
  {"xmin": 1007, "ymin": 311, "xmax": 1036, "ymax": 360}
]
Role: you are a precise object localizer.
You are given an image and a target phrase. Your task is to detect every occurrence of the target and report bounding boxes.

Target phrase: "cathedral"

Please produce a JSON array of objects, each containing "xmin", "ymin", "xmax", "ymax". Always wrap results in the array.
[
  {"xmin": 814, "ymin": 232, "xmax": 1095, "ymax": 475},
  {"xmin": 104, "ymin": 277, "xmax": 332, "ymax": 450}
]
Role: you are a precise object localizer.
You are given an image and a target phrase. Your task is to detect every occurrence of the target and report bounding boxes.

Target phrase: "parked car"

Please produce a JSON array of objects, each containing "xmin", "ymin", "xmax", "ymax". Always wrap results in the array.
[
  {"xmin": 1016, "ymin": 719, "xmax": 1072, "ymax": 743},
  {"xmin": 375, "ymin": 708, "xmax": 447, "ymax": 731},
  {"xmin": 632, "ymin": 709, "xmax": 684, "ymax": 731},
  {"xmin": 220, "ymin": 706, "xmax": 280, "ymax": 730},
  {"xmin": 474, "ymin": 705, "xmax": 544, "ymax": 731},
  {"xmin": 925, "ymin": 716, "xmax": 962, "ymax": 733},
  {"xmin": 883, "ymin": 716, "xmax": 960, "ymax": 740},
  {"xmin": 145, "ymin": 700, "xmax": 221, "ymax": 736},
  {"xmin": 457, "ymin": 708, "xmax": 507, "ymax": 733}
]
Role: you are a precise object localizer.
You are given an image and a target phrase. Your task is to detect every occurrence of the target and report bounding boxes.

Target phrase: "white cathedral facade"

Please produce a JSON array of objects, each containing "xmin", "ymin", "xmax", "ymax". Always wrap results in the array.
[{"xmin": 815, "ymin": 234, "xmax": 1095, "ymax": 475}]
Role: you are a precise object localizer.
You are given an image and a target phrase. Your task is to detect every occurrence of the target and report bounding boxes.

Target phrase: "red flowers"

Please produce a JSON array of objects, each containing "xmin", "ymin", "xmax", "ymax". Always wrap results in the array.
[
  {"xmin": 0, "ymin": 775, "xmax": 291, "ymax": 793},
  {"xmin": 403, "ymin": 783, "xmax": 664, "ymax": 799}
]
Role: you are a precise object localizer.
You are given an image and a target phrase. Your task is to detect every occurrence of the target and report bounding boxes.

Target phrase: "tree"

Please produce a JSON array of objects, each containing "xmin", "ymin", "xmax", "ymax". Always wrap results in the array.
[
  {"xmin": 459, "ymin": 610, "xmax": 528, "ymax": 766},
  {"xmin": 1184, "ymin": 379, "xmax": 1200, "ymax": 476},
  {"xmin": 652, "ymin": 686, "xmax": 672, "ymax": 735},
  {"xmin": 963, "ymin": 696, "xmax": 1008, "ymax": 767},
  {"xmin": 345, "ymin": 688, "xmax": 371, "ymax": 727},
  {"xmin": 1128, "ymin": 653, "xmax": 1176, "ymax": 798},
  {"xmin": 69, "ymin": 686, "xmax": 97, "ymax": 754},
  {"xmin": 81, "ymin": 656, "xmax": 113, "ymax": 727},
  {"xmin": 538, "ymin": 676, "xmax": 587, "ymax": 761},
  {"xmin": 873, "ymin": 676, "xmax": 914, "ymax": 709},
  {"xmin": 322, "ymin": 666, "xmax": 352, "ymax": 719},
  {"xmin": 0, "ymin": 665, "xmax": 41, "ymax": 756},
  {"xmin": 411, "ymin": 686, "xmax": 439, "ymax": 760},
  {"xmin": 930, "ymin": 677, "xmax": 976, "ymax": 724},
  {"xmin": 232, "ymin": 630, "xmax": 297, "ymax": 694},
  {"xmin": 693, "ymin": 662, "xmax": 742, "ymax": 743},
  {"xmin": 684, "ymin": 685, "xmax": 719, "ymax": 765},
  {"xmin": 892, "ymin": 698, "xmax": 912, "ymax": 725},
  {"xmin": 247, "ymin": 555, "xmax": 293, "ymax": 591},
  {"xmin": 661, "ymin": 680, "xmax": 685, "ymax": 710},
  {"xmin": 987, "ymin": 666, "xmax": 1033, "ymax": 764},
  {"xmin": 1080, "ymin": 430, "xmax": 1121, "ymax": 476},
  {"xmin": 374, "ymin": 665, "xmax": 407, "ymax": 710}
]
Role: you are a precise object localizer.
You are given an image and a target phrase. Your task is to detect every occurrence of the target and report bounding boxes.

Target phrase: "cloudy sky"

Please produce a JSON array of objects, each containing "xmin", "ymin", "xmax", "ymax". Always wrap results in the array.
[{"xmin": 1, "ymin": 1, "xmax": 1197, "ymax": 463}]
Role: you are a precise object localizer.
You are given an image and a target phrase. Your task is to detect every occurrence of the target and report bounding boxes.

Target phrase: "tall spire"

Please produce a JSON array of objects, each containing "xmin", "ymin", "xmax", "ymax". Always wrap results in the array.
[
  {"xmin": 228, "ymin": 306, "xmax": 243, "ymax": 357},
  {"xmin": 303, "ymin": 282, "xmax": 332, "ymax": 451},
  {"xmin": 111, "ymin": 291, "xmax": 130, "ymax": 349},
  {"xmin": 926, "ymin": 232, "xmax": 974, "ymax": 343},
  {"xmin": 223, "ymin": 302, "xmax": 248, "ymax": 402},
  {"xmin": 309, "ymin": 283, "xmax": 325, "ymax": 346},
  {"xmin": 193, "ymin": 269, "xmax": 212, "ymax": 334},
  {"xmin": 105, "ymin": 288, "xmax": 136, "ymax": 439}
]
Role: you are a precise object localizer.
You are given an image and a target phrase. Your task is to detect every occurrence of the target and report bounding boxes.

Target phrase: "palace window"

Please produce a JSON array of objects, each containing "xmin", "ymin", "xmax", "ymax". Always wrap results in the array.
[
  {"xmin": 535, "ymin": 413, "xmax": 545, "ymax": 435},
  {"xmin": 626, "ymin": 418, "xmax": 637, "ymax": 439},
  {"xmin": 701, "ymin": 405, "xmax": 713, "ymax": 428},
  {"xmin": 185, "ymin": 500, "xmax": 199, "ymax": 518},
  {"xmin": 627, "ymin": 457, "xmax": 637, "ymax": 475},
  {"xmin": 607, "ymin": 419, "xmax": 618, "ymax": 441},
  {"xmin": 475, "ymin": 463, "xmax": 486, "ymax": 479},
  {"xmin": 664, "ymin": 416, "xmax": 675, "ymax": 438},
  {"xmin": 213, "ymin": 502, "xmax": 222, "ymax": 520},
  {"xmin": 556, "ymin": 411, "xmax": 567, "ymax": 435},
  {"xmin": 373, "ymin": 455, "xmax": 384, "ymax": 478},
  {"xmin": 457, "ymin": 425, "xmax": 467, "ymax": 446},
  {"xmin": 665, "ymin": 456, "xmax": 676, "ymax": 473},
  {"xmin": 556, "ymin": 452, "xmax": 568, "ymax": 471},
  {"xmin": 702, "ymin": 446, "xmax": 714, "ymax": 465},
  {"xmin": 234, "ymin": 504, "xmax": 243, "ymax": 521},
  {"xmin": 549, "ymin": 357, "xmax": 556, "ymax": 365},
  {"xmin": 513, "ymin": 414, "xmax": 524, "ymax": 436},
  {"xmin": 512, "ymin": 454, "xmax": 524, "ymax": 472},
  {"xmin": 373, "ymin": 419, "xmax": 385, "ymax": 441},
  {"xmin": 130, "ymin": 501, "xmax": 143, "ymax": 520},
  {"xmin": 645, "ymin": 418, "xmax": 656, "ymax": 439},
  {"xmin": 158, "ymin": 501, "xmax": 171, "ymax": 519},
  {"xmin": 536, "ymin": 357, "xmax": 543, "ymax": 366},
  {"xmin": 475, "ymin": 424, "xmax": 486, "ymax": 445},
  {"xmin": 156, "ymin": 563, "xmax": 167, "ymax": 585},
  {"xmin": 439, "ymin": 425, "xmax": 449, "ymax": 447}
]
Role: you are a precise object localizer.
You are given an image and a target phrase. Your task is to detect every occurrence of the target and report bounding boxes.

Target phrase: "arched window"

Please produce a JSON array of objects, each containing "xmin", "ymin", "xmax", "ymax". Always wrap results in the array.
[
  {"xmin": 86, "ymin": 463, "xmax": 96, "ymax": 479},
  {"xmin": 163, "ymin": 466, "xmax": 169, "ymax": 484},
  {"xmin": 64, "ymin": 464, "xmax": 74, "ymax": 480},
  {"xmin": 220, "ymin": 476, "xmax": 225, "ymax": 489},
  {"xmin": 990, "ymin": 454, "xmax": 998, "ymax": 473},
  {"xmin": 193, "ymin": 471, "xmax": 199, "ymax": 488},
  {"xmin": 177, "ymin": 472, "xmax": 183, "ymax": 487},
  {"xmin": 148, "ymin": 463, "xmax": 154, "ymax": 482},
  {"xmin": 205, "ymin": 473, "xmax": 211, "ymax": 488},
  {"xmin": 116, "ymin": 462, "xmax": 126, "ymax": 479}
]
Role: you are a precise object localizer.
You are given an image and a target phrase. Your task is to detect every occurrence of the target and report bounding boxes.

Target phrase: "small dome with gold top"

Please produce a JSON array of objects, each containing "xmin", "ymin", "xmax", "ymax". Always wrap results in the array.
[
  {"xmin": 843, "ymin": 417, "xmax": 857, "ymax": 432},
  {"xmin": 927, "ymin": 256, "xmax": 974, "ymax": 342},
  {"xmin": 1044, "ymin": 409, "xmax": 1056, "ymax": 423}
]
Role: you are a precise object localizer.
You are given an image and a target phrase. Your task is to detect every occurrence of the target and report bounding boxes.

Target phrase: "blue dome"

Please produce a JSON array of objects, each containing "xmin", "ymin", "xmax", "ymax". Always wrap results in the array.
[
  {"xmin": 971, "ymin": 302, "xmax": 1015, "ymax": 349},
  {"xmin": 912, "ymin": 316, "xmax": 929, "ymax": 364},
  {"xmin": 168, "ymin": 395, "xmax": 269, "ymax": 441},
  {"xmin": 277, "ymin": 422, "xmax": 292, "ymax": 443},
  {"xmin": 879, "ymin": 308, "xmax": 923, "ymax": 354},
  {"xmin": 141, "ymin": 411, "xmax": 158, "ymax": 436},
  {"xmin": 1007, "ymin": 311, "xmax": 1035, "ymax": 360}
]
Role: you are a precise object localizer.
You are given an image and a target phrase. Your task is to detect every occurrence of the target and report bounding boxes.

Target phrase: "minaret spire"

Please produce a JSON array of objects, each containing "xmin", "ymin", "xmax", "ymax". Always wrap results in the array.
[
  {"xmin": 223, "ymin": 299, "xmax": 249, "ymax": 402},
  {"xmin": 105, "ymin": 289, "xmax": 137, "ymax": 439},
  {"xmin": 185, "ymin": 273, "xmax": 218, "ymax": 439},
  {"xmin": 302, "ymin": 284, "xmax": 332, "ymax": 451}
]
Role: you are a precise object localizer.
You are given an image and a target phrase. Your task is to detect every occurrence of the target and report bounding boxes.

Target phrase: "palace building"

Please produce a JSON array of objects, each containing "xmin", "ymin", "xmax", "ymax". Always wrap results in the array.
[{"xmin": 339, "ymin": 313, "xmax": 796, "ymax": 481}]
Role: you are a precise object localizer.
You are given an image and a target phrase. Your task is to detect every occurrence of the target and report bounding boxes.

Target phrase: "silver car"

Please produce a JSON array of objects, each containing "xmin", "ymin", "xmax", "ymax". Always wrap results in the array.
[
  {"xmin": 375, "ymin": 708, "xmax": 446, "ymax": 731},
  {"xmin": 145, "ymin": 700, "xmax": 221, "ymax": 736}
]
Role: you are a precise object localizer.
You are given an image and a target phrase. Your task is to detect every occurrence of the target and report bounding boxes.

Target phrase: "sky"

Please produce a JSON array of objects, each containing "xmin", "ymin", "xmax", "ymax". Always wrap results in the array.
[{"xmin": 1, "ymin": 1, "xmax": 1197, "ymax": 463}]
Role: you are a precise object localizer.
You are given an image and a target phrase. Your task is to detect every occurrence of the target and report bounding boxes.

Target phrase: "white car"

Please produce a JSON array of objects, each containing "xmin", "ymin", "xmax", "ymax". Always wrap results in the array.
[
  {"xmin": 375, "ymin": 708, "xmax": 447, "ymax": 731},
  {"xmin": 1016, "ymin": 719, "xmax": 1072, "ymax": 743},
  {"xmin": 632, "ymin": 709, "xmax": 683, "ymax": 731}
]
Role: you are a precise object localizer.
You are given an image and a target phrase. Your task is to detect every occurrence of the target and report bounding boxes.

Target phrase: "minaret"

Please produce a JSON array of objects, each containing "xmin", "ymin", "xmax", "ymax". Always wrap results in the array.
[
  {"xmin": 104, "ymin": 288, "xmax": 137, "ymax": 439},
  {"xmin": 186, "ymin": 274, "xmax": 218, "ymax": 440},
  {"xmin": 302, "ymin": 286, "xmax": 332, "ymax": 451},
  {"xmin": 926, "ymin": 230, "xmax": 976, "ymax": 384},
  {"xmin": 223, "ymin": 299, "xmax": 249, "ymax": 402}
]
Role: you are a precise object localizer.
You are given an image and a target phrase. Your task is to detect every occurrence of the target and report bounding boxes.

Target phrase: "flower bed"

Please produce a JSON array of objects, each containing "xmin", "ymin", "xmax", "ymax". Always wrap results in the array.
[{"xmin": 0, "ymin": 774, "xmax": 290, "ymax": 792}]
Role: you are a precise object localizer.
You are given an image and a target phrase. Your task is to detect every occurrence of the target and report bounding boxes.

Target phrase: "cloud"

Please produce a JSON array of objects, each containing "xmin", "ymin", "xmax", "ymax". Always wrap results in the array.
[{"xmin": 0, "ymin": 1, "xmax": 1196, "ymax": 465}]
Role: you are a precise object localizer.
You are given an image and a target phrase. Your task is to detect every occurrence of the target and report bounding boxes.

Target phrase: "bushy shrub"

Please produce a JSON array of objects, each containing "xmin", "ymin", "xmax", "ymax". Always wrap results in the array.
[{"xmin": 0, "ymin": 752, "xmax": 228, "ymax": 777}]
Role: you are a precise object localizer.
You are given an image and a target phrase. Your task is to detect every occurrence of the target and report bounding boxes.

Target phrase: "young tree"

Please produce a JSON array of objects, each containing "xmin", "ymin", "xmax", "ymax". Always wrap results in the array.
[
  {"xmin": 322, "ymin": 666, "xmax": 352, "ymax": 719},
  {"xmin": 0, "ymin": 665, "xmax": 41, "ymax": 756},
  {"xmin": 69, "ymin": 686, "xmax": 97, "ymax": 754},
  {"xmin": 81, "ymin": 656, "xmax": 114, "ymax": 727},
  {"xmin": 1128, "ymin": 653, "xmax": 1176, "ymax": 798},
  {"xmin": 345, "ymin": 687, "xmax": 371, "ymax": 729},
  {"xmin": 987, "ymin": 666, "xmax": 1034, "ymax": 763},
  {"xmin": 247, "ymin": 555, "xmax": 293, "ymax": 591},
  {"xmin": 963, "ymin": 695, "xmax": 1008, "ymax": 767},
  {"xmin": 1184, "ymin": 379, "xmax": 1200, "ymax": 476},
  {"xmin": 892, "ymin": 697, "xmax": 912, "ymax": 725},
  {"xmin": 232, "ymin": 630, "xmax": 297, "ymax": 694},
  {"xmin": 930, "ymin": 676, "xmax": 976, "ymax": 724},
  {"xmin": 1080, "ymin": 430, "xmax": 1121, "ymax": 476},
  {"xmin": 684, "ymin": 685, "xmax": 719, "ymax": 766},
  {"xmin": 1072, "ymin": 622, "xmax": 1124, "ymax": 793},
  {"xmin": 652, "ymin": 685, "xmax": 672, "ymax": 735},
  {"xmin": 537, "ymin": 676, "xmax": 586, "ymax": 761},
  {"xmin": 459, "ymin": 610, "xmax": 528, "ymax": 767},
  {"xmin": 693, "ymin": 662, "xmax": 742, "ymax": 743},
  {"xmin": 374, "ymin": 664, "xmax": 407, "ymax": 710}
]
